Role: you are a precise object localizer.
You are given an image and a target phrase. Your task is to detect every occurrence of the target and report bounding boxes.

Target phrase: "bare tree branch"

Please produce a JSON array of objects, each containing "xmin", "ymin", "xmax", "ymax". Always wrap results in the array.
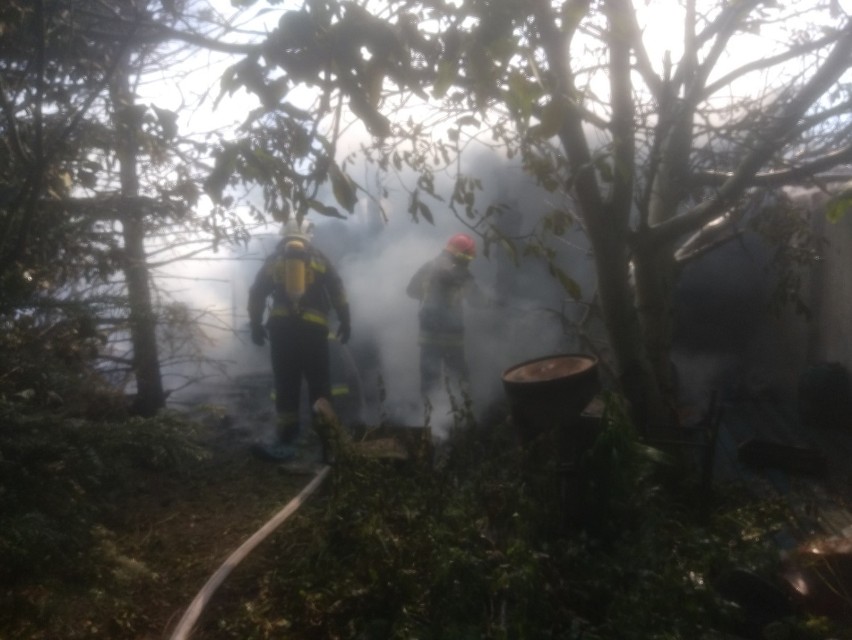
[
  {"xmin": 692, "ymin": 143, "xmax": 852, "ymax": 188},
  {"xmin": 703, "ymin": 29, "xmax": 845, "ymax": 98},
  {"xmin": 648, "ymin": 18, "xmax": 852, "ymax": 249}
]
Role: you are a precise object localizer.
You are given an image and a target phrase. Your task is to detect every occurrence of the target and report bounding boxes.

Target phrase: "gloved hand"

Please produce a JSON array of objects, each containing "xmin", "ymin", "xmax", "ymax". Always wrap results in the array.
[{"xmin": 250, "ymin": 323, "xmax": 267, "ymax": 346}]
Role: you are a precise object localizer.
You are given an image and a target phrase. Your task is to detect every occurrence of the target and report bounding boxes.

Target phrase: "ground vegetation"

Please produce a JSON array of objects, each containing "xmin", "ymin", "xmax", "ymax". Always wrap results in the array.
[{"xmin": 2, "ymin": 386, "xmax": 849, "ymax": 639}]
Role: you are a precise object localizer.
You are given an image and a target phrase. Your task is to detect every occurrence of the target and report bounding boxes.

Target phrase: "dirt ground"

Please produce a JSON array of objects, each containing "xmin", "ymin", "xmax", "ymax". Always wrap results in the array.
[
  {"xmin": 114, "ymin": 427, "xmax": 313, "ymax": 639},
  {"xmin": 5, "ymin": 372, "xmax": 324, "ymax": 640},
  {"xmin": 118, "ymin": 373, "xmax": 329, "ymax": 639}
]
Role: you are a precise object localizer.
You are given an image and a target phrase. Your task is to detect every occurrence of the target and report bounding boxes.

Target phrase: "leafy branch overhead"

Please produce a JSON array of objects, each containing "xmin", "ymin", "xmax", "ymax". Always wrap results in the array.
[{"xmin": 208, "ymin": 1, "xmax": 445, "ymax": 218}]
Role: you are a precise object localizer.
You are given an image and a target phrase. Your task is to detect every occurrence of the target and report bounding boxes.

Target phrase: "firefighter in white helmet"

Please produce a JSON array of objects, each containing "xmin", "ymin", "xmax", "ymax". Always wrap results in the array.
[{"xmin": 248, "ymin": 218, "xmax": 351, "ymax": 460}]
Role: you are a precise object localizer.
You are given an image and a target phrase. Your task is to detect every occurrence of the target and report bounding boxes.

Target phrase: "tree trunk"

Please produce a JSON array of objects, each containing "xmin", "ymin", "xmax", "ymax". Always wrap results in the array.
[
  {"xmin": 585, "ymin": 210, "xmax": 670, "ymax": 432},
  {"xmin": 122, "ymin": 209, "xmax": 166, "ymax": 416},
  {"xmin": 111, "ymin": 67, "xmax": 165, "ymax": 417},
  {"xmin": 630, "ymin": 74, "xmax": 695, "ymax": 428},
  {"xmin": 632, "ymin": 242, "xmax": 679, "ymax": 424}
]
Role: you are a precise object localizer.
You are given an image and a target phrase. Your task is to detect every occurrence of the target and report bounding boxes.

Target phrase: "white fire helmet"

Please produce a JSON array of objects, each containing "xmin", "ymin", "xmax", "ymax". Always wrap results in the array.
[{"xmin": 280, "ymin": 218, "xmax": 315, "ymax": 241}]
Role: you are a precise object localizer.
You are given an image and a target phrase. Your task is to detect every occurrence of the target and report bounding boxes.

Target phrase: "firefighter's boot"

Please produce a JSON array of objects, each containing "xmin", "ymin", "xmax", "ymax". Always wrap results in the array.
[{"xmin": 257, "ymin": 412, "xmax": 300, "ymax": 461}]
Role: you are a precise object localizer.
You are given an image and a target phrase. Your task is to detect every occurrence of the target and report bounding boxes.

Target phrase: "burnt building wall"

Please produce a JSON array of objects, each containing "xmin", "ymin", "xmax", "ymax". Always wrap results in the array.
[
  {"xmin": 670, "ymin": 184, "xmax": 852, "ymax": 408},
  {"xmin": 807, "ymin": 191, "xmax": 852, "ymax": 369}
]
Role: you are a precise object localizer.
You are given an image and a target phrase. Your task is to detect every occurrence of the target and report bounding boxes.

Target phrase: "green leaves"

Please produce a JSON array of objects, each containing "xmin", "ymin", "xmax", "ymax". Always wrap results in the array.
[
  {"xmin": 826, "ymin": 199, "xmax": 850, "ymax": 223},
  {"xmin": 484, "ymin": 225, "xmax": 519, "ymax": 266},
  {"xmin": 826, "ymin": 191, "xmax": 852, "ymax": 223},
  {"xmin": 408, "ymin": 188, "xmax": 434, "ymax": 224},
  {"xmin": 329, "ymin": 163, "xmax": 358, "ymax": 213},
  {"xmin": 202, "ymin": 107, "xmax": 366, "ymax": 223},
  {"xmin": 203, "ymin": 143, "xmax": 240, "ymax": 204},
  {"xmin": 348, "ymin": 92, "xmax": 392, "ymax": 138},
  {"xmin": 433, "ymin": 59, "xmax": 458, "ymax": 99},
  {"xmin": 527, "ymin": 98, "xmax": 565, "ymax": 140},
  {"xmin": 151, "ymin": 106, "xmax": 178, "ymax": 140},
  {"xmin": 549, "ymin": 263, "xmax": 582, "ymax": 300},
  {"xmin": 308, "ymin": 199, "xmax": 347, "ymax": 220}
]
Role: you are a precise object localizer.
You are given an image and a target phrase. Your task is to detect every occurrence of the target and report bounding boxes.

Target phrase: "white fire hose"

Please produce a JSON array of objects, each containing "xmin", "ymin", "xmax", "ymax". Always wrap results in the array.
[{"xmin": 168, "ymin": 464, "xmax": 331, "ymax": 640}]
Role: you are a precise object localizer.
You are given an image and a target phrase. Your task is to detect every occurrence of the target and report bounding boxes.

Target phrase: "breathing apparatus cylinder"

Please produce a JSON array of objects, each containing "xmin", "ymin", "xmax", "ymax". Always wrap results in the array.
[{"xmin": 282, "ymin": 239, "xmax": 308, "ymax": 305}]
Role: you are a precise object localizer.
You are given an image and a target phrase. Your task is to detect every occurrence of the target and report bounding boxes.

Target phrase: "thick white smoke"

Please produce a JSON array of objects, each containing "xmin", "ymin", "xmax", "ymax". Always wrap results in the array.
[
  {"xmin": 166, "ymin": 153, "xmax": 601, "ymax": 438},
  {"xmin": 304, "ymin": 164, "xmax": 598, "ymax": 434}
]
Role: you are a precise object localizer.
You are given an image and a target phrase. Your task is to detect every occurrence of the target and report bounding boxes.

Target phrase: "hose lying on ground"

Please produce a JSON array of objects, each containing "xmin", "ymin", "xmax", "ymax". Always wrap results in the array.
[{"xmin": 168, "ymin": 464, "xmax": 331, "ymax": 640}]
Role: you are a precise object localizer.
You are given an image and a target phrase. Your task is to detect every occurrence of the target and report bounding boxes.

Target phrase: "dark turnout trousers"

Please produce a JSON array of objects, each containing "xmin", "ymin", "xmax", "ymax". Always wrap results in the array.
[{"xmin": 267, "ymin": 316, "xmax": 330, "ymax": 442}]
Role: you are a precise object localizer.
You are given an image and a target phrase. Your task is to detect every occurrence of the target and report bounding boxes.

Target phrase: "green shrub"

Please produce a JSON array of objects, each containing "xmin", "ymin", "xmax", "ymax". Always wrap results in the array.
[
  {"xmin": 209, "ymin": 393, "xmax": 815, "ymax": 640},
  {"xmin": 0, "ymin": 398, "xmax": 208, "ymax": 588}
]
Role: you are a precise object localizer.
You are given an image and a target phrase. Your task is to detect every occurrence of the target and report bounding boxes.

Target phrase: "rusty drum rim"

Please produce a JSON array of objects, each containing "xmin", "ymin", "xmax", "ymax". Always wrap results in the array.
[{"xmin": 501, "ymin": 353, "xmax": 599, "ymax": 384}]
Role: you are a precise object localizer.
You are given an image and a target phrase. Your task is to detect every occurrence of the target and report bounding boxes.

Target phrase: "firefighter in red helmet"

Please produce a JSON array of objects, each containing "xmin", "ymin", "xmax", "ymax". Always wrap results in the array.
[
  {"xmin": 406, "ymin": 233, "xmax": 489, "ymax": 399},
  {"xmin": 248, "ymin": 219, "xmax": 351, "ymax": 461}
]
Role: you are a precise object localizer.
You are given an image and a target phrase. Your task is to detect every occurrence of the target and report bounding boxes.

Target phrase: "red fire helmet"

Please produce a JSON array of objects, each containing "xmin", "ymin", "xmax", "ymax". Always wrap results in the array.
[{"xmin": 446, "ymin": 233, "xmax": 476, "ymax": 260}]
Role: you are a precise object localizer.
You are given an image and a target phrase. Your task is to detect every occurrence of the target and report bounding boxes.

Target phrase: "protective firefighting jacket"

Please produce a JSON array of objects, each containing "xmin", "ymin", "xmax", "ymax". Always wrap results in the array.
[
  {"xmin": 406, "ymin": 250, "xmax": 486, "ymax": 347},
  {"xmin": 248, "ymin": 239, "xmax": 349, "ymax": 330}
]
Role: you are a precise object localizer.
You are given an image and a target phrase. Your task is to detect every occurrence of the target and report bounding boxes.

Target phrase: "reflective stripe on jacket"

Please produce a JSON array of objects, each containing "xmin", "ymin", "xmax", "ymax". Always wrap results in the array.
[{"xmin": 268, "ymin": 306, "xmax": 329, "ymax": 327}]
